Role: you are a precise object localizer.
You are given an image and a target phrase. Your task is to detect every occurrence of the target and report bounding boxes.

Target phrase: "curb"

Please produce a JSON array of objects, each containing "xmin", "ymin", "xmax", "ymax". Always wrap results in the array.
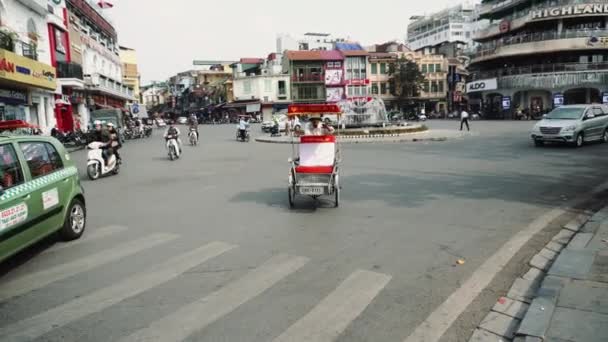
[
  {"xmin": 255, "ymin": 133, "xmax": 469, "ymax": 145},
  {"xmin": 468, "ymin": 212, "xmax": 593, "ymax": 342}
]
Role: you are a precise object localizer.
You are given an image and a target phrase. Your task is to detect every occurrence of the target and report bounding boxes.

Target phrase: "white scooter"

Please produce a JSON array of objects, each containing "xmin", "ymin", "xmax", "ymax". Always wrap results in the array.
[
  {"xmin": 166, "ymin": 135, "xmax": 180, "ymax": 160},
  {"xmin": 188, "ymin": 128, "xmax": 198, "ymax": 146},
  {"xmin": 87, "ymin": 142, "xmax": 119, "ymax": 180}
]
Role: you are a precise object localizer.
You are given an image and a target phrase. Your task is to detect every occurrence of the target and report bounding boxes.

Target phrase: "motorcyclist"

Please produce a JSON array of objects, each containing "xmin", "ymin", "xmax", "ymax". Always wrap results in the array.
[
  {"xmin": 188, "ymin": 114, "xmax": 199, "ymax": 140},
  {"xmin": 238, "ymin": 116, "xmax": 250, "ymax": 140},
  {"xmin": 164, "ymin": 123, "xmax": 182, "ymax": 153},
  {"xmin": 106, "ymin": 122, "xmax": 122, "ymax": 164},
  {"xmin": 91, "ymin": 120, "xmax": 112, "ymax": 165}
]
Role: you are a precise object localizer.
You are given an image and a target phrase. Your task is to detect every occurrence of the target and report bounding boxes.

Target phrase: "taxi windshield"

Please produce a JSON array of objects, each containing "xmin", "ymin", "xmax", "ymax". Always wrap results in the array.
[{"xmin": 545, "ymin": 107, "xmax": 585, "ymax": 120}]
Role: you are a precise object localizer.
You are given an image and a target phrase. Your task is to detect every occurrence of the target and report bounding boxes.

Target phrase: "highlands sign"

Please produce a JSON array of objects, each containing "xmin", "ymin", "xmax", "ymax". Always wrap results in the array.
[{"xmin": 532, "ymin": 3, "xmax": 608, "ymax": 20}]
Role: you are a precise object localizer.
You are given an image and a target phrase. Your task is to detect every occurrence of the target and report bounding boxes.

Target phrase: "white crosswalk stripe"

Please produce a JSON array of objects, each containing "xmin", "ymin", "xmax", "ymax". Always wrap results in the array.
[
  {"xmin": 0, "ymin": 241, "xmax": 236, "ymax": 342},
  {"xmin": 0, "ymin": 233, "xmax": 177, "ymax": 302},
  {"xmin": 41, "ymin": 225, "xmax": 128, "ymax": 254},
  {"xmin": 273, "ymin": 269, "xmax": 392, "ymax": 342},
  {"xmin": 120, "ymin": 253, "xmax": 309, "ymax": 342}
]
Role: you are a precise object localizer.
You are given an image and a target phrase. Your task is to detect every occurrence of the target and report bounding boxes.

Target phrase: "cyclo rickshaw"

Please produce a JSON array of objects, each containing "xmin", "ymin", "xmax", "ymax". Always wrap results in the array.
[
  {"xmin": 287, "ymin": 104, "xmax": 341, "ymax": 208},
  {"xmin": 236, "ymin": 114, "xmax": 252, "ymax": 142}
]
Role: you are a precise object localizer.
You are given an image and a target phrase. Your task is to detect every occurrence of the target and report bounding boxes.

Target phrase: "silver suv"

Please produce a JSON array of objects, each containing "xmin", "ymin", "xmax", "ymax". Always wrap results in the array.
[{"xmin": 531, "ymin": 105, "xmax": 608, "ymax": 147}]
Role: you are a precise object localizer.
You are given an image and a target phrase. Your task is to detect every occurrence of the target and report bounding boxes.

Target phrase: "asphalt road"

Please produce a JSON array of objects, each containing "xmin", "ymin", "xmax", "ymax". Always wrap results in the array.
[{"xmin": 2, "ymin": 120, "xmax": 608, "ymax": 342}]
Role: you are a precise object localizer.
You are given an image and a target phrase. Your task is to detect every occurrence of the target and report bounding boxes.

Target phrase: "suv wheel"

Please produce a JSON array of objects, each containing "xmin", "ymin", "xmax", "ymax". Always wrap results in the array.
[
  {"xmin": 60, "ymin": 198, "xmax": 86, "ymax": 241},
  {"xmin": 575, "ymin": 133, "xmax": 584, "ymax": 148},
  {"xmin": 602, "ymin": 130, "xmax": 608, "ymax": 143}
]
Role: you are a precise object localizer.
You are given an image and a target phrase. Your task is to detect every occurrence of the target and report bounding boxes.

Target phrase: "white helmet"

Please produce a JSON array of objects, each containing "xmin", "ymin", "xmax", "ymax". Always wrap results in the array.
[{"xmin": 94, "ymin": 120, "xmax": 102, "ymax": 126}]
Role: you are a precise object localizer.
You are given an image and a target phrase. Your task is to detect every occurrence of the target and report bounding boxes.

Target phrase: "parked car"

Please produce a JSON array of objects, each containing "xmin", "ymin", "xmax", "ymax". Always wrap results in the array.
[
  {"xmin": 0, "ymin": 136, "xmax": 86, "ymax": 263},
  {"xmin": 177, "ymin": 117, "xmax": 188, "ymax": 125},
  {"xmin": 155, "ymin": 119, "xmax": 167, "ymax": 127},
  {"xmin": 261, "ymin": 121, "xmax": 274, "ymax": 132},
  {"xmin": 531, "ymin": 105, "xmax": 608, "ymax": 147}
]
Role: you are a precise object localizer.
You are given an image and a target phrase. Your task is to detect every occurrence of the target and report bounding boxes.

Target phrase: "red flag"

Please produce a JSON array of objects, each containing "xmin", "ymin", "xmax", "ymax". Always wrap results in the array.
[{"xmin": 98, "ymin": 0, "xmax": 114, "ymax": 8}]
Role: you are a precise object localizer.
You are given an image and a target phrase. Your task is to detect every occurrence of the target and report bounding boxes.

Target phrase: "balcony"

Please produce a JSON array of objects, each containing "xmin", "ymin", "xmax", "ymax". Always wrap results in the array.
[
  {"xmin": 0, "ymin": 31, "xmax": 15, "ymax": 51},
  {"xmin": 472, "ymin": 29, "xmax": 608, "ymax": 62},
  {"xmin": 292, "ymin": 74, "xmax": 324, "ymax": 83},
  {"xmin": 57, "ymin": 62, "xmax": 84, "ymax": 79},
  {"xmin": 471, "ymin": 62, "xmax": 608, "ymax": 89}
]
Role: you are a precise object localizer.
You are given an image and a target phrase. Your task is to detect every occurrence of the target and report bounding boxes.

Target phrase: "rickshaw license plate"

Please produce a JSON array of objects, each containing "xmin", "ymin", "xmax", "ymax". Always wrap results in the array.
[{"xmin": 300, "ymin": 187, "xmax": 324, "ymax": 195}]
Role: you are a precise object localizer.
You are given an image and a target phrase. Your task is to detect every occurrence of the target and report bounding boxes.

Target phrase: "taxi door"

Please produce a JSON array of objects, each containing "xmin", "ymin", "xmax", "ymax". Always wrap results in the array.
[{"xmin": 0, "ymin": 142, "xmax": 38, "ymax": 262}]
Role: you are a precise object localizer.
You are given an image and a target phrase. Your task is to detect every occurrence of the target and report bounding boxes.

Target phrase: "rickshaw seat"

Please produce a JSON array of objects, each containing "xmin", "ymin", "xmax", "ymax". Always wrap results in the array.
[
  {"xmin": 295, "ymin": 165, "xmax": 335, "ymax": 174},
  {"xmin": 296, "ymin": 135, "xmax": 336, "ymax": 174}
]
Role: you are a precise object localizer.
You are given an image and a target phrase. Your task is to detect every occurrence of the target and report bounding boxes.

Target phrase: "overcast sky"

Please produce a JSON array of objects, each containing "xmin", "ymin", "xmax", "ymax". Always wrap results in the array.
[{"xmin": 104, "ymin": 0, "xmax": 466, "ymax": 84}]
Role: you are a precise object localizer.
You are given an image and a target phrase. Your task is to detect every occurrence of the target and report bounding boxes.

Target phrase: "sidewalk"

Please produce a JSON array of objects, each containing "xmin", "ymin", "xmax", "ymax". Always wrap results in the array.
[{"xmin": 470, "ymin": 206, "xmax": 608, "ymax": 342}]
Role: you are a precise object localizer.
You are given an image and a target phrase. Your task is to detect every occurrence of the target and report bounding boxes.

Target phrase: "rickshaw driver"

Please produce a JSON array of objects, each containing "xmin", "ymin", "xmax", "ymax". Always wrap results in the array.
[
  {"xmin": 304, "ymin": 115, "xmax": 335, "ymax": 136},
  {"xmin": 238, "ymin": 116, "xmax": 250, "ymax": 140}
]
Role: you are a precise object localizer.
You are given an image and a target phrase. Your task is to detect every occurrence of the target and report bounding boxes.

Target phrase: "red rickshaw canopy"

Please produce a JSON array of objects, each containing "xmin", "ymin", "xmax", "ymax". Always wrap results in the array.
[
  {"xmin": 287, "ymin": 104, "xmax": 342, "ymax": 117},
  {"xmin": 0, "ymin": 120, "xmax": 39, "ymax": 130}
]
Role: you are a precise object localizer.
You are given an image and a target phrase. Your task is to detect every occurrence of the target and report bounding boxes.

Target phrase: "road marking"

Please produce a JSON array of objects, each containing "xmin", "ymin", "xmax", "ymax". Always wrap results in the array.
[
  {"xmin": 273, "ymin": 269, "xmax": 391, "ymax": 342},
  {"xmin": 0, "ymin": 233, "xmax": 177, "ymax": 302},
  {"xmin": 0, "ymin": 241, "xmax": 236, "ymax": 341},
  {"xmin": 403, "ymin": 180, "xmax": 608, "ymax": 342},
  {"xmin": 41, "ymin": 225, "xmax": 128, "ymax": 254},
  {"xmin": 121, "ymin": 253, "xmax": 309, "ymax": 342}
]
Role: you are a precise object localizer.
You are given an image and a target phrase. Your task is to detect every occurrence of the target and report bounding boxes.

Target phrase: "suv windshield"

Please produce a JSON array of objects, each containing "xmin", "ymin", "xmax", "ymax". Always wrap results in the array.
[{"xmin": 545, "ymin": 107, "xmax": 585, "ymax": 120}]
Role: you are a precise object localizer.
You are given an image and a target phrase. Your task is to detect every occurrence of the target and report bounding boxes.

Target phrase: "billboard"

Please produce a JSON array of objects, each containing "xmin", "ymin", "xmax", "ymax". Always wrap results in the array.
[
  {"xmin": 326, "ymin": 88, "xmax": 344, "ymax": 102},
  {"xmin": 325, "ymin": 69, "xmax": 343, "ymax": 86}
]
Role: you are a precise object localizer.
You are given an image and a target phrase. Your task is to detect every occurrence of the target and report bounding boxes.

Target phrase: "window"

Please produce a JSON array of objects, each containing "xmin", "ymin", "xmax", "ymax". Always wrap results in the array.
[
  {"xmin": 428, "ymin": 64, "xmax": 435, "ymax": 73},
  {"xmin": 264, "ymin": 79, "xmax": 271, "ymax": 92},
  {"xmin": 243, "ymin": 80, "xmax": 252, "ymax": 94},
  {"xmin": 380, "ymin": 63, "xmax": 387, "ymax": 74},
  {"xmin": 371, "ymin": 83, "xmax": 379, "ymax": 94},
  {"xmin": 371, "ymin": 63, "xmax": 378, "ymax": 74},
  {"xmin": 431, "ymin": 81, "xmax": 438, "ymax": 93},
  {"xmin": 0, "ymin": 144, "xmax": 24, "ymax": 189},
  {"xmin": 19, "ymin": 142, "xmax": 63, "ymax": 179},
  {"xmin": 435, "ymin": 64, "xmax": 441, "ymax": 72},
  {"xmin": 438, "ymin": 81, "xmax": 444, "ymax": 93},
  {"xmin": 593, "ymin": 108, "xmax": 604, "ymax": 117},
  {"xmin": 381, "ymin": 83, "xmax": 387, "ymax": 94},
  {"xmin": 278, "ymin": 80, "xmax": 286, "ymax": 95},
  {"xmin": 421, "ymin": 64, "xmax": 427, "ymax": 73},
  {"xmin": 423, "ymin": 82, "xmax": 430, "ymax": 92}
]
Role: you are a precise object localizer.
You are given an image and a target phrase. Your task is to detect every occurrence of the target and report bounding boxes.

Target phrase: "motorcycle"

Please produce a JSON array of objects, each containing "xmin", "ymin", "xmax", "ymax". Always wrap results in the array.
[
  {"xmin": 188, "ymin": 128, "xmax": 198, "ymax": 146},
  {"xmin": 144, "ymin": 125, "xmax": 153, "ymax": 138},
  {"xmin": 87, "ymin": 142, "xmax": 120, "ymax": 180},
  {"xmin": 166, "ymin": 135, "xmax": 180, "ymax": 160},
  {"xmin": 236, "ymin": 128, "xmax": 250, "ymax": 142},
  {"xmin": 270, "ymin": 124, "xmax": 281, "ymax": 137}
]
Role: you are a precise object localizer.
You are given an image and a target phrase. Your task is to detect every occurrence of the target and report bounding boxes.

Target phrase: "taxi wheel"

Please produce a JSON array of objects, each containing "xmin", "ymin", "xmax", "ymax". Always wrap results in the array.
[
  {"xmin": 60, "ymin": 198, "xmax": 86, "ymax": 241},
  {"xmin": 288, "ymin": 187, "xmax": 295, "ymax": 209}
]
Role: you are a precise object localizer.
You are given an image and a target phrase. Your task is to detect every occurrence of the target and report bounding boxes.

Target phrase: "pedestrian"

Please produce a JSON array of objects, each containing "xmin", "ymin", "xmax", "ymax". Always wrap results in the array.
[{"xmin": 460, "ymin": 109, "xmax": 470, "ymax": 131}]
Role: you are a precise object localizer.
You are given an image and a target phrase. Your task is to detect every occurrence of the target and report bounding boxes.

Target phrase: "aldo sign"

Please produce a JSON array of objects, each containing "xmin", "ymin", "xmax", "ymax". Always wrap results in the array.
[{"xmin": 466, "ymin": 78, "xmax": 498, "ymax": 93}]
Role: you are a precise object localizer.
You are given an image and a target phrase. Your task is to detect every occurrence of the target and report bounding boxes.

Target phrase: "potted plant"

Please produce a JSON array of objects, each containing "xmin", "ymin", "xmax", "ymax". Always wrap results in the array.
[{"xmin": 0, "ymin": 27, "xmax": 18, "ymax": 51}]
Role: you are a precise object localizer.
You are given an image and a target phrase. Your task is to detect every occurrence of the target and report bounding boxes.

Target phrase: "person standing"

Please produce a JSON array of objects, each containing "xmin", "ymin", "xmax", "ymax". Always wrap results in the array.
[{"xmin": 460, "ymin": 109, "xmax": 470, "ymax": 131}]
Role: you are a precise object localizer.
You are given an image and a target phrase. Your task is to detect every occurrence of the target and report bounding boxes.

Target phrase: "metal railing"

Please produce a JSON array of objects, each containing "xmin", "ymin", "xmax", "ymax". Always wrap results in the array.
[
  {"xmin": 57, "ymin": 62, "xmax": 84, "ymax": 79},
  {"xmin": 292, "ymin": 74, "xmax": 324, "ymax": 83},
  {"xmin": 473, "ymin": 29, "xmax": 608, "ymax": 59},
  {"xmin": 471, "ymin": 62, "xmax": 608, "ymax": 80},
  {"xmin": 21, "ymin": 42, "xmax": 37, "ymax": 60}
]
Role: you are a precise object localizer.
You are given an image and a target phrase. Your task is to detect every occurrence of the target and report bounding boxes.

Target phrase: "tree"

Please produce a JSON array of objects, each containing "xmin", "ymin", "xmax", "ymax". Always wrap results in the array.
[{"xmin": 389, "ymin": 57, "xmax": 426, "ymax": 112}]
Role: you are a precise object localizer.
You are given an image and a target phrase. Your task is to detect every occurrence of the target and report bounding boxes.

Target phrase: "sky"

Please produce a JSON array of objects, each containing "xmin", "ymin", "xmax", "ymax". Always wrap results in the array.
[{"xmin": 103, "ymin": 0, "xmax": 466, "ymax": 84}]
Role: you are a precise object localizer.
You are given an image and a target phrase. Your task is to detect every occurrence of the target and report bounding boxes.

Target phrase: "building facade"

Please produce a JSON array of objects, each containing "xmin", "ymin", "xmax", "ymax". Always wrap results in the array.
[
  {"xmin": 0, "ymin": 0, "xmax": 59, "ymax": 132},
  {"xmin": 407, "ymin": 2, "xmax": 481, "ymax": 54},
  {"xmin": 231, "ymin": 56, "xmax": 291, "ymax": 121},
  {"xmin": 336, "ymin": 43, "xmax": 370, "ymax": 104},
  {"xmin": 284, "ymin": 50, "xmax": 345, "ymax": 104},
  {"xmin": 277, "ymin": 32, "xmax": 347, "ymax": 53},
  {"xmin": 468, "ymin": 0, "xmax": 608, "ymax": 119},
  {"xmin": 119, "ymin": 45, "xmax": 140, "ymax": 102}
]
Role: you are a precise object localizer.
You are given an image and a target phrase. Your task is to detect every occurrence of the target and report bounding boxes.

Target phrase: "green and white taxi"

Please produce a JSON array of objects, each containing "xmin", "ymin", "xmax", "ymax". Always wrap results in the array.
[{"xmin": 0, "ymin": 136, "xmax": 86, "ymax": 263}]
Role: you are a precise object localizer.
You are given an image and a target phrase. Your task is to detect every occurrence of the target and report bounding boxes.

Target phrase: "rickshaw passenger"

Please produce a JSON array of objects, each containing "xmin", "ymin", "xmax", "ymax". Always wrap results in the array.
[{"xmin": 304, "ymin": 116, "xmax": 335, "ymax": 136}]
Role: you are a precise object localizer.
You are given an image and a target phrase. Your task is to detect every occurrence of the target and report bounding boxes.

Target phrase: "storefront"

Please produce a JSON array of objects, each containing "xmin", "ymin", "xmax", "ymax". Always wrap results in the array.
[{"xmin": 0, "ymin": 48, "xmax": 57, "ymax": 130}]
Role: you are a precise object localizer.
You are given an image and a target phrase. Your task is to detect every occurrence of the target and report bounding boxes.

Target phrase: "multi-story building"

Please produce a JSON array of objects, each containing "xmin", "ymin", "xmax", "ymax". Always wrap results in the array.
[
  {"xmin": 407, "ymin": 2, "xmax": 481, "ymax": 55},
  {"xmin": 230, "ymin": 55, "xmax": 291, "ymax": 120},
  {"xmin": 468, "ymin": 0, "xmax": 608, "ymax": 119},
  {"xmin": 0, "ymin": 0, "xmax": 59, "ymax": 131},
  {"xmin": 119, "ymin": 45, "xmax": 140, "ymax": 102},
  {"xmin": 368, "ymin": 42, "xmax": 412, "ymax": 110},
  {"xmin": 336, "ymin": 42, "xmax": 370, "ymax": 104},
  {"xmin": 55, "ymin": 0, "xmax": 134, "ymax": 131},
  {"xmin": 277, "ymin": 32, "xmax": 347, "ymax": 53},
  {"xmin": 141, "ymin": 82, "xmax": 168, "ymax": 109},
  {"xmin": 284, "ymin": 50, "xmax": 345, "ymax": 104}
]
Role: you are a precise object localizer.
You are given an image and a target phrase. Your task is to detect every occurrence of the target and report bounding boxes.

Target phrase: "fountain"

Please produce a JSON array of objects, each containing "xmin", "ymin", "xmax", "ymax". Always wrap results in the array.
[{"xmin": 337, "ymin": 97, "xmax": 389, "ymax": 127}]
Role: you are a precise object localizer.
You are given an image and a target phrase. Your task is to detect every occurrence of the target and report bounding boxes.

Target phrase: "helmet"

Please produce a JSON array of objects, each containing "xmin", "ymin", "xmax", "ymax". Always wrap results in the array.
[
  {"xmin": 107, "ymin": 122, "xmax": 115, "ymax": 127},
  {"xmin": 94, "ymin": 120, "xmax": 102, "ymax": 125}
]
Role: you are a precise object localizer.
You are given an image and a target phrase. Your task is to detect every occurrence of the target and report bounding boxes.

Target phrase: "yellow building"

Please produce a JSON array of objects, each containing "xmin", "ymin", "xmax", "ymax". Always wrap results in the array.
[{"xmin": 119, "ymin": 46, "xmax": 140, "ymax": 102}]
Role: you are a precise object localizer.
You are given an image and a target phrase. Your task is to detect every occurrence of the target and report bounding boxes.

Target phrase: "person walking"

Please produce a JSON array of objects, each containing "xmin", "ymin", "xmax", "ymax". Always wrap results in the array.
[{"xmin": 460, "ymin": 109, "xmax": 470, "ymax": 131}]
